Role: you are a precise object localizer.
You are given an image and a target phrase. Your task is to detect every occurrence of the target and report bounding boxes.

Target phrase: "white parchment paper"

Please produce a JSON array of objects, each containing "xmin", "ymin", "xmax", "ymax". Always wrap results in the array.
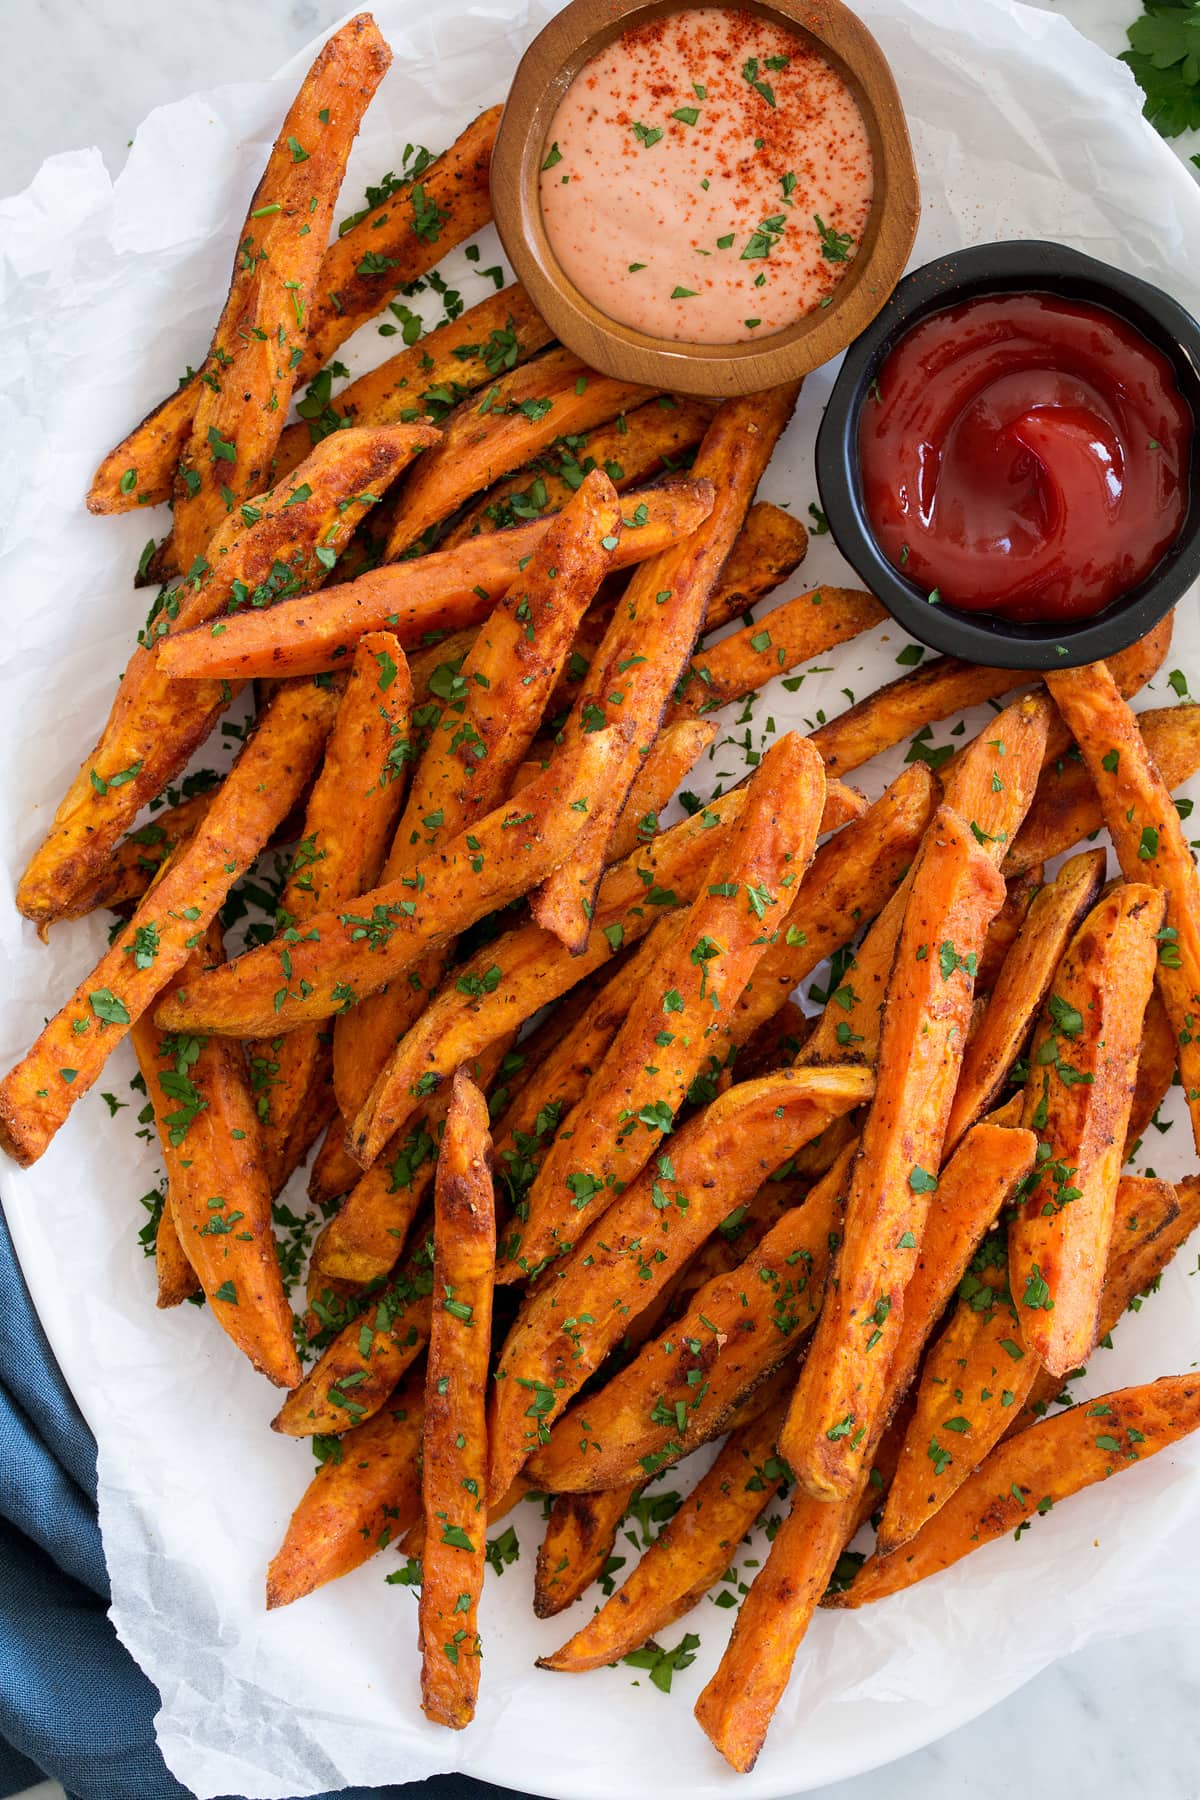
[{"xmin": 2, "ymin": 1, "xmax": 1200, "ymax": 1794}]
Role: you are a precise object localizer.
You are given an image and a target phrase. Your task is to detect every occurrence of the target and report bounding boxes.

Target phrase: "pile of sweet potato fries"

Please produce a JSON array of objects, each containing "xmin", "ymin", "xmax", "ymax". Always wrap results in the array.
[{"xmin": 5, "ymin": 13, "xmax": 1200, "ymax": 1768}]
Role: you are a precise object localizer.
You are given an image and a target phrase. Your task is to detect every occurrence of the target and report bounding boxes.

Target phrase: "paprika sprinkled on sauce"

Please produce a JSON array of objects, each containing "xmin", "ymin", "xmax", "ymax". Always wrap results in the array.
[
  {"xmin": 539, "ymin": 7, "xmax": 873, "ymax": 344},
  {"xmin": 859, "ymin": 292, "xmax": 1193, "ymax": 623}
]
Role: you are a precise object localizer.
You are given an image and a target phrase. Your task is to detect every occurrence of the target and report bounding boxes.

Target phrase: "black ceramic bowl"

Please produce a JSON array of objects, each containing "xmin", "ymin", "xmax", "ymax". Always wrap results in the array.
[{"xmin": 815, "ymin": 240, "xmax": 1200, "ymax": 670}]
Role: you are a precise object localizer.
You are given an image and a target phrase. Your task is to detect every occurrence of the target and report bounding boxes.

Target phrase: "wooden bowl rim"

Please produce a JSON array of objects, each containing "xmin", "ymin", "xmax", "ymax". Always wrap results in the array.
[{"xmin": 490, "ymin": 0, "xmax": 921, "ymax": 396}]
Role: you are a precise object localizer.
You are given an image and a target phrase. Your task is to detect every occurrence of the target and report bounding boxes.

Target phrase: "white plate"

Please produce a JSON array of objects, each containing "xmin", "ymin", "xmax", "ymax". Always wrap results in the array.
[{"xmin": 2, "ymin": 1, "xmax": 1200, "ymax": 1795}]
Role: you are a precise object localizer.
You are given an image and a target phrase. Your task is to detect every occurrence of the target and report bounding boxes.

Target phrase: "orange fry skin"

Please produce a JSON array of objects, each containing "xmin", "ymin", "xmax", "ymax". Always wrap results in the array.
[
  {"xmin": 829, "ymin": 1374, "xmax": 1200, "ymax": 1608},
  {"xmin": 670, "ymin": 586, "xmax": 884, "ymax": 719},
  {"xmin": 418, "ymin": 1069, "xmax": 495, "ymax": 1730},
  {"xmin": 266, "ymin": 1371, "xmax": 425, "ymax": 1609},
  {"xmin": 154, "ymin": 477, "xmax": 716, "ymax": 683},
  {"xmin": 781, "ymin": 809, "xmax": 1007, "ymax": 1500},
  {"xmin": 1010, "ymin": 881, "xmax": 1166, "ymax": 1376},
  {"xmin": 533, "ymin": 383, "xmax": 802, "ymax": 953},
  {"xmin": 1, "ymin": 680, "xmax": 339, "ymax": 1166},
  {"xmin": 1046, "ymin": 661, "xmax": 1200, "ymax": 1152},
  {"xmin": 534, "ymin": 1484, "xmax": 638, "ymax": 1620},
  {"xmin": 505, "ymin": 732, "xmax": 827, "ymax": 1280},
  {"xmin": 486, "ymin": 1065, "xmax": 874, "ymax": 1504},
  {"xmin": 169, "ymin": 16, "xmax": 393, "ymax": 572}
]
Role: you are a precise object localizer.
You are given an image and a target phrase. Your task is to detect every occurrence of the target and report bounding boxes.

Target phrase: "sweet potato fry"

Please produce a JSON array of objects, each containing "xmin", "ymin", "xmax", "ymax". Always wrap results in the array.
[
  {"xmin": 1045, "ymin": 664, "xmax": 1200, "ymax": 1153},
  {"xmin": 154, "ymin": 1207, "xmax": 200, "ymax": 1308},
  {"xmin": 780, "ymin": 807, "xmax": 1007, "ymax": 1500},
  {"xmin": 540, "ymin": 1398, "xmax": 788, "ymax": 1670},
  {"xmin": 533, "ymin": 384, "xmax": 802, "ymax": 953},
  {"xmin": 266, "ymin": 1369, "xmax": 425, "ymax": 1608},
  {"xmin": 23, "ymin": 426, "xmax": 432, "ymax": 930},
  {"xmin": 308, "ymin": 1037, "xmax": 512, "ymax": 1291},
  {"xmin": 529, "ymin": 1144, "xmax": 855, "ymax": 1492},
  {"xmin": 808, "ymin": 618, "xmax": 1171, "ymax": 779},
  {"xmin": 443, "ymin": 394, "xmax": 717, "ymax": 544},
  {"xmin": 131, "ymin": 935, "xmax": 300, "ymax": 1386},
  {"xmin": 1010, "ymin": 881, "xmax": 1165, "ymax": 1375},
  {"xmin": 505, "ymin": 733, "xmax": 826, "ymax": 1280},
  {"xmin": 704, "ymin": 502, "xmax": 811, "ymax": 636},
  {"xmin": 944, "ymin": 849, "xmax": 1107, "ymax": 1152},
  {"xmin": 250, "ymin": 634, "xmax": 412, "ymax": 1190},
  {"xmin": 695, "ymin": 1120, "xmax": 1036, "ymax": 1770},
  {"xmin": 670, "ymin": 587, "xmax": 884, "ymax": 718},
  {"xmin": 153, "ymin": 731, "xmax": 619, "ymax": 1043},
  {"xmin": 976, "ymin": 866, "xmax": 1043, "ymax": 992},
  {"xmin": 534, "ymin": 1484, "xmax": 639, "ymax": 1620},
  {"xmin": 879, "ymin": 1171, "xmax": 1182, "ymax": 1555},
  {"xmin": 88, "ymin": 104, "xmax": 496, "ymax": 518},
  {"xmin": 384, "ymin": 348, "xmax": 653, "ymax": 559},
  {"xmin": 0, "ymin": 681, "xmax": 339, "ymax": 1166},
  {"xmin": 486, "ymin": 1065, "xmax": 873, "ymax": 1502},
  {"xmin": 168, "ymin": 17, "xmax": 392, "ymax": 572},
  {"xmin": 155, "ymin": 477, "xmax": 715, "ymax": 683},
  {"xmin": 56, "ymin": 794, "xmax": 215, "ymax": 923},
  {"xmin": 273, "ymin": 1234, "xmax": 433, "ymax": 1437},
  {"xmin": 1127, "ymin": 988, "xmax": 1178, "ymax": 1151},
  {"xmin": 417, "ymin": 1069, "xmax": 494, "ymax": 1728},
  {"xmin": 829, "ymin": 1374, "xmax": 1200, "ymax": 1608},
  {"xmin": 274, "ymin": 285, "xmax": 554, "ymax": 482},
  {"xmin": 328, "ymin": 471, "xmax": 623, "ymax": 1131},
  {"xmin": 1005, "ymin": 703, "xmax": 1200, "ymax": 877}
]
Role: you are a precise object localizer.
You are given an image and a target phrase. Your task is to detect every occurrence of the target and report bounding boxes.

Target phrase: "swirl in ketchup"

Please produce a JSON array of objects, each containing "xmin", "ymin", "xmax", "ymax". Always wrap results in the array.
[{"xmin": 858, "ymin": 293, "xmax": 1193, "ymax": 622}]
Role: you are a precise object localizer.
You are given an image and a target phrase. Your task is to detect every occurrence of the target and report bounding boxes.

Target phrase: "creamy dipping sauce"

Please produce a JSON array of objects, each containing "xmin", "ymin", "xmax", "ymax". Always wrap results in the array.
[{"xmin": 539, "ymin": 6, "xmax": 873, "ymax": 345}]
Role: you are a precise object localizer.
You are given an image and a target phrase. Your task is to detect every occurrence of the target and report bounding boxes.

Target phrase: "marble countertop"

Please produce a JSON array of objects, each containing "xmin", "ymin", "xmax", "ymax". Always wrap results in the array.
[{"xmin": 3, "ymin": 3, "xmax": 1199, "ymax": 1798}]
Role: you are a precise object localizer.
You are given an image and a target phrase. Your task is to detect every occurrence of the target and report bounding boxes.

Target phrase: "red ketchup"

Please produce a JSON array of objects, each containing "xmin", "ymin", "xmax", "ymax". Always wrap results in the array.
[{"xmin": 858, "ymin": 292, "xmax": 1192, "ymax": 622}]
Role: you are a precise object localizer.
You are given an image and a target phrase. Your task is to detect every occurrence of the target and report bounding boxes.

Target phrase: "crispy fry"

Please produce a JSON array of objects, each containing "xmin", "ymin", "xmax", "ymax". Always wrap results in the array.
[
  {"xmin": 266, "ymin": 1370, "xmax": 425, "ymax": 1608},
  {"xmin": 274, "ymin": 285, "xmax": 554, "ymax": 482},
  {"xmin": 153, "ymin": 731, "xmax": 619, "ymax": 1042},
  {"xmin": 534, "ymin": 1484, "xmax": 638, "ymax": 1619},
  {"xmin": 878, "ymin": 1171, "xmax": 1182, "ymax": 1555},
  {"xmin": 532, "ymin": 385, "xmax": 802, "ymax": 953},
  {"xmin": 486, "ymin": 1065, "xmax": 874, "ymax": 1502},
  {"xmin": 154, "ymin": 477, "xmax": 715, "ymax": 682},
  {"xmin": 132, "ymin": 935, "xmax": 300, "ymax": 1386},
  {"xmin": 273, "ymin": 1233, "xmax": 434, "ymax": 1436},
  {"xmin": 808, "ymin": 618, "xmax": 1171, "ymax": 779},
  {"xmin": 383, "ymin": 348, "xmax": 652, "ymax": 559},
  {"xmin": 670, "ymin": 587, "xmax": 884, "ymax": 718},
  {"xmin": 797, "ymin": 698, "xmax": 1051, "ymax": 1075},
  {"xmin": 308, "ymin": 1038, "xmax": 512, "ymax": 1290},
  {"xmin": 87, "ymin": 16, "xmax": 391, "ymax": 519},
  {"xmin": 443, "ymin": 394, "xmax": 717, "ymax": 544},
  {"xmin": 1009, "ymin": 882, "xmax": 1165, "ymax": 1375},
  {"xmin": 1005, "ymin": 704, "xmax": 1200, "ymax": 877},
  {"xmin": 505, "ymin": 733, "xmax": 826, "ymax": 1280},
  {"xmin": 154, "ymin": 1206, "xmax": 200, "ymax": 1308},
  {"xmin": 1046, "ymin": 662, "xmax": 1200, "ymax": 1155},
  {"xmin": 55, "ymin": 793, "xmax": 215, "ymax": 922},
  {"xmin": 529, "ymin": 1144, "xmax": 855, "ymax": 1492},
  {"xmin": 977, "ymin": 866, "xmax": 1043, "ymax": 992},
  {"xmin": 539, "ymin": 1397, "xmax": 788, "ymax": 1670},
  {"xmin": 944, "ymin": 849, "xmax": 1107, "ymax": 1153},
  {"xmin": 695, "ymin": 1120, "xmax": 1035, "ymax": 1770},
  {"xmin": 329, "ymin": 471, "xmax": 623, "ymax": 1135},
  {"xmin": 1127, "ymin": 988, "xmax": 1178, "ymax": 1151},
  {"xmin": 829, "ymin": 1374, "xmax": 1200, "ymax": 1608},
  {"xmin": 704, "ymin": 501, "xmax": 811, "ymax": 636},
  {"xmin": 168, "ymin": 18, "xmax": 392, "ymax": 572},
  {"xmin": 418, "ymin": 1068, "xmax": 494, "ymax": 1729},
  {"xmin": 780, "ymin": 807, "xmax": 1006, "ymax": 1500},
  {"xmin": 1, "ymin": 680, "xmax": 340, "ymax": 1165},
  {"xmin": 251, "ymin": 634, "xmax": 412, "ymax": 1190},
  {"xmin": 23, "ymin": 426, "xmax": 432, "ymax": 930},
  {"xmin": 89, "ymin": 106, "xmax": 496, "ymax": 519}
]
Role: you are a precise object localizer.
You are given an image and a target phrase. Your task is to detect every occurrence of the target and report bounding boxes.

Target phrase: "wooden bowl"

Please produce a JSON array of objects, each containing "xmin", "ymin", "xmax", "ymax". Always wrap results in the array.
[{"xmin": 490, "ymin": 0, "xmax": 921, "ymax": 396}]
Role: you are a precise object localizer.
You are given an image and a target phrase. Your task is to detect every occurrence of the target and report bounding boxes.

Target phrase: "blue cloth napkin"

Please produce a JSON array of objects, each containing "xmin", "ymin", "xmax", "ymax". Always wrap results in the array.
[{"xmin": 0, "ymin": 1200, "xmax": 524, "ymax": 1800}]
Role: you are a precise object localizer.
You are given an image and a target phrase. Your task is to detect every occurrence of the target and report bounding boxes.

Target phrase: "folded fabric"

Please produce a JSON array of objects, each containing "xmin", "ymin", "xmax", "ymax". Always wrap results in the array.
[{"xmin": 0, "ymin": 1203, "xmax": 524, "ymax": 1800}]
